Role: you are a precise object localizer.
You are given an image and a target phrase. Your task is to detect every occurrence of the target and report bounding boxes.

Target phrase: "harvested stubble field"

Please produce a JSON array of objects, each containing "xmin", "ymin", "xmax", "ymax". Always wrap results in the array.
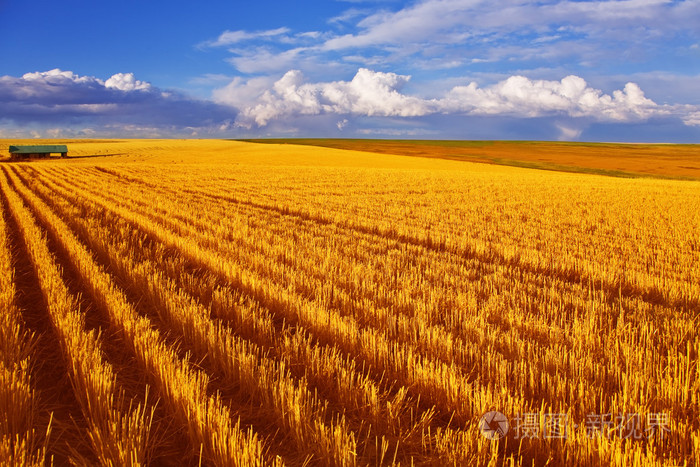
[{"xmin": 0, "ymin": 139, "xmax": 698, "ymax": 466}]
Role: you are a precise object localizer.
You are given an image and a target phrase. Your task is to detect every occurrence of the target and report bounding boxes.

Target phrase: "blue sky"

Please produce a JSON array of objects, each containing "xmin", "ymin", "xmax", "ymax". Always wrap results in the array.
[{"xmin": 1, "ymin": 0, "xmax": 699, "ymax": 141}]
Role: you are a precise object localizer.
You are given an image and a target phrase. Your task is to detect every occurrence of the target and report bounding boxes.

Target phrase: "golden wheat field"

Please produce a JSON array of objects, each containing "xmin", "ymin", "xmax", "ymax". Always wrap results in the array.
[{"xmin": 0, "ymin": 139, "xmax": 698, "ymax": 466}]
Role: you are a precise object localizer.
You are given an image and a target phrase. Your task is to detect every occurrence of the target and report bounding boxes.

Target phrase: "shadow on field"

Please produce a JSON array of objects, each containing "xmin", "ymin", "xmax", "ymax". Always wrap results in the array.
[
  {"xmin": 0, "ymin": 153, "xmax": 126, "ymax": 162},
  {"xmin": 60, "ymin": 153, "xmax": 127, "ymax": 159}
]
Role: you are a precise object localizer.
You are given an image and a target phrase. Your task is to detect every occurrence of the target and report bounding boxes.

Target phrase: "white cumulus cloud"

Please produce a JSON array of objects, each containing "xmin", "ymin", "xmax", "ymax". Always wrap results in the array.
[
  {"xmin": 441, "ymin": 75, "xmax": 662, "ymax": 121},
  {"xmin": 105, "ymin": 73, "xmax": 152, "ymax": 91},
  {"xmin": 22, "ymin": 68, "xmax": 102, "ymax": 85},
  {"xmin": 214, "ymin": 69, "xmax": 673, "ymax": 127},
  {"xmin": 217, "ymin": 68, "xmax": 433, "ymax": 126}
]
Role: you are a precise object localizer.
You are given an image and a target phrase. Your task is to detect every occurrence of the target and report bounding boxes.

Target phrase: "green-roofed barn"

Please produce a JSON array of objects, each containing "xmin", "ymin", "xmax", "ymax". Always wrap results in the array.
[{"xmin": 8, "ymin": 145, "xmax": 68, "ymax": 160}]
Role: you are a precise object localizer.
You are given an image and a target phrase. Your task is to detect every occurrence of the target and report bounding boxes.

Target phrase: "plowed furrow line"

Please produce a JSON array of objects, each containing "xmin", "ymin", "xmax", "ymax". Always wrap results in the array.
[
  {"xmin": 33, "ymin": 167, "xmax": 655, "ymax": 431},
  {"xmin": 9, "ymin": 175, "xmax": 204, "ymax": 466},
  {"xmin": 0, "ymin": 168, "xmax": 154, "ymax": 466},
  {"xmin": 32, "ymin": 168, "xmax": 493, "ymax": 364},
  {"xmin": 24, "ymin": 168, "xmax": 518, "ymax": 429},
  {"xmin": 33, "ymin": 169, "xmax": 528, "ymax": 355},
  {"xmin": 81, "ymin": 164, "xmax": 698, "ymax": 311},
  {"xmin": 30, "ymin": 167, "xmax": 680, "ymax": 455},
  {"xmin": 86, "ymin": 162, "xmax": 695, "ymax": 281},
  {"xmin": 73, "ymin": 166, "xmax": 699, "ymax": 361},
  {"xmin": 177, "ymin": 181, "xmax": 700, "ymax": 311},
  {"xmin": 0, "ymin": 183, "xmax": 50, "ymax": 466},
  {"xmin": 20, "ymin": 169, "xmax": 362, "ymax": 465},
  {"xmin": 31, "ymin": 167, "xmax": 616, "ymax": 405},
  {"xmin": 44, "ymin": 165, "xmax": 697, "ymax": 325},
  {"xmin": 62, "ymin": 167, "xmax": 688, "ymax": 442},
  {"xmin": 2, "ymin": 182, "xmax": 101, "ymax": 464},
  {"xmin": 27, "ymin": 171, "xmax": 448, "ymax": 464},
  {"xmin": 3, "ymin": 167, "xmax": 271, "ymax": 467}
]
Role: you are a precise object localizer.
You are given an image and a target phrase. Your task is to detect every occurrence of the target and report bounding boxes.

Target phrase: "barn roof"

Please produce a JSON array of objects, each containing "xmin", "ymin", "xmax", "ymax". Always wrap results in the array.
[{"xmin": 9, "ymin": 145, "xmax": 68, "ymax": 153}]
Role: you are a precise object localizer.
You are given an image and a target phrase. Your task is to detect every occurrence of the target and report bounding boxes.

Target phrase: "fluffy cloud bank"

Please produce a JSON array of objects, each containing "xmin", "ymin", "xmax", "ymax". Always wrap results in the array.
[
  {"xmin": 214, "ymin": 68, "xmax": 676, "ymax": 128},
  {"xmin": 0, "ymin": 69, "xmax": 236, "ymax": 136},
  {"xmin": 2, "ymin": 68, "xmax": 697, "ymax": 140},
  {"xmin": 442, "ymin": 75, "xmax": 661, "ymax": 121},
  {"xmin": 215, "ymin": 68, "xmax": 430, "ymax": 126}
]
